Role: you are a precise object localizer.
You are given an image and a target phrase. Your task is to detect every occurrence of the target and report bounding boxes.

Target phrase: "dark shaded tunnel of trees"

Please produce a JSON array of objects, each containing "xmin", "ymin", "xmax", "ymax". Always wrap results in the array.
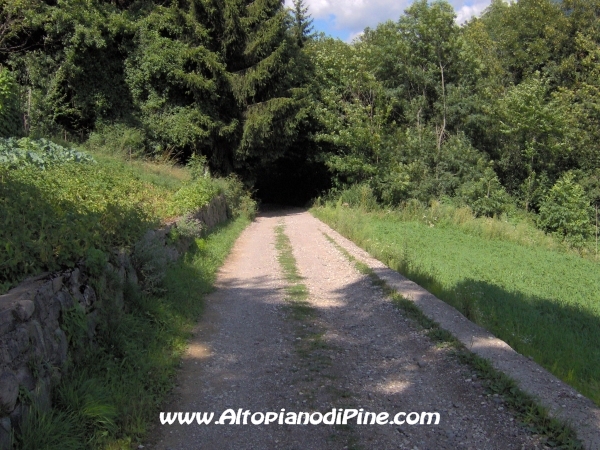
[{"xmin": 253, "ymin": 156, "xmax": 332, "ymax": 206}]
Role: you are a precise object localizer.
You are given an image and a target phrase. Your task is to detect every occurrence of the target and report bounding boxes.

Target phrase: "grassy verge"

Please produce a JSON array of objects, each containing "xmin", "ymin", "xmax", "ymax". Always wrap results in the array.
[
  {"xmin": 0, "ymin": 136, "xmax": 256, "ymax": 293},
  {"xmin": 16, "ymin": 218, "xmax": 249, "ymax": 450},
  {"xmin": 87, "ymin": 150, "xmax": 190, "ymax": 192},
  {"xmin": 323, "ymin": 232, "xmax": 582, "ymax": 449},
  {"xmin": 313, "ymin": 205, "xmax": 600, "ymax": 406}
]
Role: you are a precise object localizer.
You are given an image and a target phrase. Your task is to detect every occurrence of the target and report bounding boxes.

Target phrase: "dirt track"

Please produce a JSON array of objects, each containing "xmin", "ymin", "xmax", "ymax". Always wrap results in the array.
[{"xmin": 150, "ymin": 209, "xmax": 598, "ymax": 449}]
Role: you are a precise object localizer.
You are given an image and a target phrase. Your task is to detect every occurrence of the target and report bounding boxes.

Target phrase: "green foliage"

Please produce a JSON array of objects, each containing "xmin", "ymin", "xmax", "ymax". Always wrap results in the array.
[
  {"xmin": 0, "ymin": 156, "xmax": 171, "ymax": 289},
  {"xmin": 375, "ymin": 163, "xmax": 412, "ymax": 206},
  {"xmin": 124, "ymin": 2, "xmax": 229, "ymax": 159},
  {"xmin": 0, "ymin": 137, "xmax": 95, "ymax": 169},
  {"xmin": 169, "ymin": 177, "xmax": 220, "ymax": 217},
  {"xmin": 171, "ymin": 214, "xmax": 204, "ymax": 242},
  {"xmin": 16, "ymin": 399, "xmax": 83, "ymax": 450},
  {"xmin": 3, "ymin": 0, "xmax": 600, "ymax": 213},
  {"xmin": 0, "ymin": 67, "xmax": 20, "ymax": 137},
  {"xmin": 328, "ymin": 232, "xmax": 581, "ymax": 448},
  {"xmin": 16, "ymin": 219, "xmax": 249, "ymax": 449},
  {"xmin": 290, "ymin": 0, "xmax": 315, "ymax": 47},
  {"xmin": 86, "ymin": 124, "xmax": 146, "ymax": 160},
  {"xmin": 481, "ymin": 0, "xmax": 568, "ymax": 83},
  {"xmin": 334, "ymin": 183, "xmax": 379, "ymax": 211},
  {"xmin": 132, "ymin": 232, "xmax": 172, "ymax": 295},
  {"xmin": 85, "ymin": 247, "xmax": 108, "ymax": 279},
  {"xmin": 214, "ymin": 174, "xmax": 257, "ymax": 219},
  {"xmin": 71, "ymin": 219, "xmax": 248, "ymax": 448},
  {"xmin": 0, "ymin": 130, "xmax": 254, "ymax": 291},
  {"xmin": 457, "ymin": 166, "xmax": 513, "ymax": 217},
  {"xmin": 61, "ymin": 306, "xmax": 89, "ymax": 353},
  {"xmin": 10, "ymin": 0, "xmax": 135, "ymax": 137},
  {"xmin": 54, "ymin": 375, "xmax": 117, "ymax": 447},
  {"xmin": 0, "ymin": 0, "xmax": 47, "ymax": 55},
  {"xmin": 496, "ymin": 74, "xmax": 573, "ymax": 203},
  {"xmin": 309, "ymin": 37, "xmax": 385, "ymax": 185},
  {"xmin": 304, "ymin": 0, "xmax": 600, "ymax": 247},
  {"xmin": 187, "ymin": 153, "xmax": 210, "ymax": 180},
  {"xmin": 538, "ymin": 173, "xmax": 593, "ymax": 246}
]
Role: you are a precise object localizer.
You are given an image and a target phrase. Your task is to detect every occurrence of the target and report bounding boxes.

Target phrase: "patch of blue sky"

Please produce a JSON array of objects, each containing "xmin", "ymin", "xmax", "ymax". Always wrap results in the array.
[
  {"xmin": 313, "ymin": 17, "xmax": 351, "ymax": 41},
  {"xmin": 290, "ymin": 0, "xmax": 493, "ymax": 42}
]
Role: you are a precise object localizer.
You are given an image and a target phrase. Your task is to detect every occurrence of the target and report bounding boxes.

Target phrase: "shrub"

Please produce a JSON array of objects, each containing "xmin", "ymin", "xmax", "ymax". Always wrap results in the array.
[
  {"xmin": 538, "ymin": 173, "xmax": 593, "ymax": 247},
  {"xmin": 0, "ymin": 67, "xmax": 21, "ymax": 138},
  {"xmin": 132, "ymin": 231, "xmax": 172, "ymax": 294},
  {"xmin": 187, "ymin": 153, "xmax": 210, "ymax": 180},
  {"xmin": 457, "ymin": 166, "xmax": 514, "ymax": 217},
  {"xmin": 215, "ymin": 174, "xmax": 257, "ymax": 219},
  {"xmin": 86, "ymin": 123, "xmax": 146, "ymax": 159},
  {"xmin": 169, "ymin": 177, "xmax": 220, "ymax": 217},
  {"xmin": 375, "ymin": 164, "xmax": 411, "ymax": 206},
  {"xmin": 85, "ymin": 248, "xmax": 109, "ymax": 279},
  {"xmin": 336, "ymin": 183, "xmax": 379, "ymax": 211},
  {"xmin": 172, "ymin": 213, "xmax": 204, "ymax": 241},
  {"xmin": 0, "ymin": 162, "xmax": 166, "ymax": 290}
]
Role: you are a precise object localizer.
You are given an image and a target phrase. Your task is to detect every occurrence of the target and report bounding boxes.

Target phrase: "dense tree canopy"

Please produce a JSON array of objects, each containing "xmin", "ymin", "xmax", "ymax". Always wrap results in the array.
[
  {"xmin": 0, "ymin": 0, "xmax": 599, "ymax": 230},
  {"xmin": 0, "ymin": 0, "xmax": 314, "ymax": 177}
]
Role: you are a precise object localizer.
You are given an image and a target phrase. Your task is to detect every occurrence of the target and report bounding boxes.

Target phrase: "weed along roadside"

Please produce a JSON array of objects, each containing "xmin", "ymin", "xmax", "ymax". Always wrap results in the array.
[
  {"xmin": 0, "ymin": 206, "xmax": 250, "ymax": 449},
  {"xmin": 0, "ymin": 144, "xmax": 256, "ymax": 449},
  {"xmin": 312, "ymin": 205, "xmax": 600, "ymax": 406},
  {"xmin": 157, "ymin": 210, "xmax": 548, "ymax": 450},
  {"xmin": 5, "ymin": 0, "xmax": 600, "ymax": 447},
  {"xmin": 322, "ymin": 232, "xmax": 582, "ymax": 449},
  {"xmin": 313, "ymin": 207, "xmax": 600, "ymax": 448}
]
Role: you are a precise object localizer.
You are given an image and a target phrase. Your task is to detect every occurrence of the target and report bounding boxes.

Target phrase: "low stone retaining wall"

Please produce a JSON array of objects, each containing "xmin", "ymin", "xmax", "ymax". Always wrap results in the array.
[{"xmin": 0, "ymin": 194, "xmax": 228, "ymax": 448}]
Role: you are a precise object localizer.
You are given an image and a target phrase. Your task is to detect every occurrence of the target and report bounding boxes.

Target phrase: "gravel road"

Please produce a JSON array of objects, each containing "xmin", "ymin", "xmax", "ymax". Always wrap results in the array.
[{"xmin": 149, "ymin": 209, "xmax": 576, "ymax": 450}]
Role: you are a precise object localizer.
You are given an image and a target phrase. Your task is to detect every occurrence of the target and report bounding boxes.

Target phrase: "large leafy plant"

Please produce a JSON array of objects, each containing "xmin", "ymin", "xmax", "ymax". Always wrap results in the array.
[{"xmin": 0, "ymin": 137, "xmax": 95, "ymax": 169}]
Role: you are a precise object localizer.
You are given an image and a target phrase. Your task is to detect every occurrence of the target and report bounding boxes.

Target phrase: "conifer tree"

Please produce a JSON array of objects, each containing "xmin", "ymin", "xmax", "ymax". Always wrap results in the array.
[
  {"xmin": 292, "ymin": 0, "xmax": 314, "ymax": 47},
  {"xmin": 125, "ymin": 0, "xmax": 235, "ymax": 163},
  {"xmin": 224, "ymin": 0, "xmax": 311, "ymax": 178}
]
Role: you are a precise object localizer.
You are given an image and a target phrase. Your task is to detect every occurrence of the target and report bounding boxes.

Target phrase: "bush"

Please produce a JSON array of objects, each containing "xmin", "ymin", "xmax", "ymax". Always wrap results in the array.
[
  {"xmin": 132, "ymin": 231, "xmax": 174, "ymax": 294},
  {"xmin": 169, "ymin": 176, "xmax": 221, "ymax": 217},
  {"xmin": 374, "ymin": 164, "xmax": 411, "ymax": 206},
  {"xmin": 0, "ymin": 67, "xmax": 21, "ymax": 138},
  {"xmin": 187, "ymin": 153, "xmax": 210, "ymax": 180},
  {"xmin": 215, "ymin": 174, "xmax": 257, "ymax": 219},
  {"xmin": 457, "ymin": 166, "xmax": 514, "ymax": 217},
  {"xmin": 538, "ymin": 172, "xmax": 593, "ymax": 247},
  {"xmin": 336, "ymin": 183, "xmax": 379, "ymax": 211},
  {"xmin": 172, "ymin": 213, "xmax": 204, "ymax": 241},
  {"xmin": 0, "ymin": 161, "xmax": 168, "ymax": 290},
  {"xmin": 85, "ymin": 248, "xmax": 109, "ymax": 279},
  {"xmin": 86, "ymin": 123, "xmax": 146, "ymax": 159}
]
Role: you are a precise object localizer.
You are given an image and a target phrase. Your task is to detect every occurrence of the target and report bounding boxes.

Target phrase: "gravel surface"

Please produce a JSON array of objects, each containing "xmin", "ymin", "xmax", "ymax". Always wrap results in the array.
[{"xmin": 148, "ymin": 209, "xmax": 585, "ymax": 449}]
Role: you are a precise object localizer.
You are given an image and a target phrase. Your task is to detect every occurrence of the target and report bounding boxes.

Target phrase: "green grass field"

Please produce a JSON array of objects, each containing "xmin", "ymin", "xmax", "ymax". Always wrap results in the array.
[{"xmin": 313, "ymin": 205, "xmax": 600, "ymax": 405}]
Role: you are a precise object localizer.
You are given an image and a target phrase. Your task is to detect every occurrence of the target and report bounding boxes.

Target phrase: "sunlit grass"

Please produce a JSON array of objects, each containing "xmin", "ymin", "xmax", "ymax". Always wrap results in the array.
[
  {"xmin": 324, "ymin": 231, "xmax": 582, "ymax": 448},
  {"xmin": 313, "ymin": 204, "xmax": 600, "ymax": 405}
]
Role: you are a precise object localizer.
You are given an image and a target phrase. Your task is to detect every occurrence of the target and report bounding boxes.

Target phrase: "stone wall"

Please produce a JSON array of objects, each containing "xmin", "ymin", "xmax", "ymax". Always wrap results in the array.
[{"xmin": 0, "ymin": 195, "xmax": 228, "ymax": 449}]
